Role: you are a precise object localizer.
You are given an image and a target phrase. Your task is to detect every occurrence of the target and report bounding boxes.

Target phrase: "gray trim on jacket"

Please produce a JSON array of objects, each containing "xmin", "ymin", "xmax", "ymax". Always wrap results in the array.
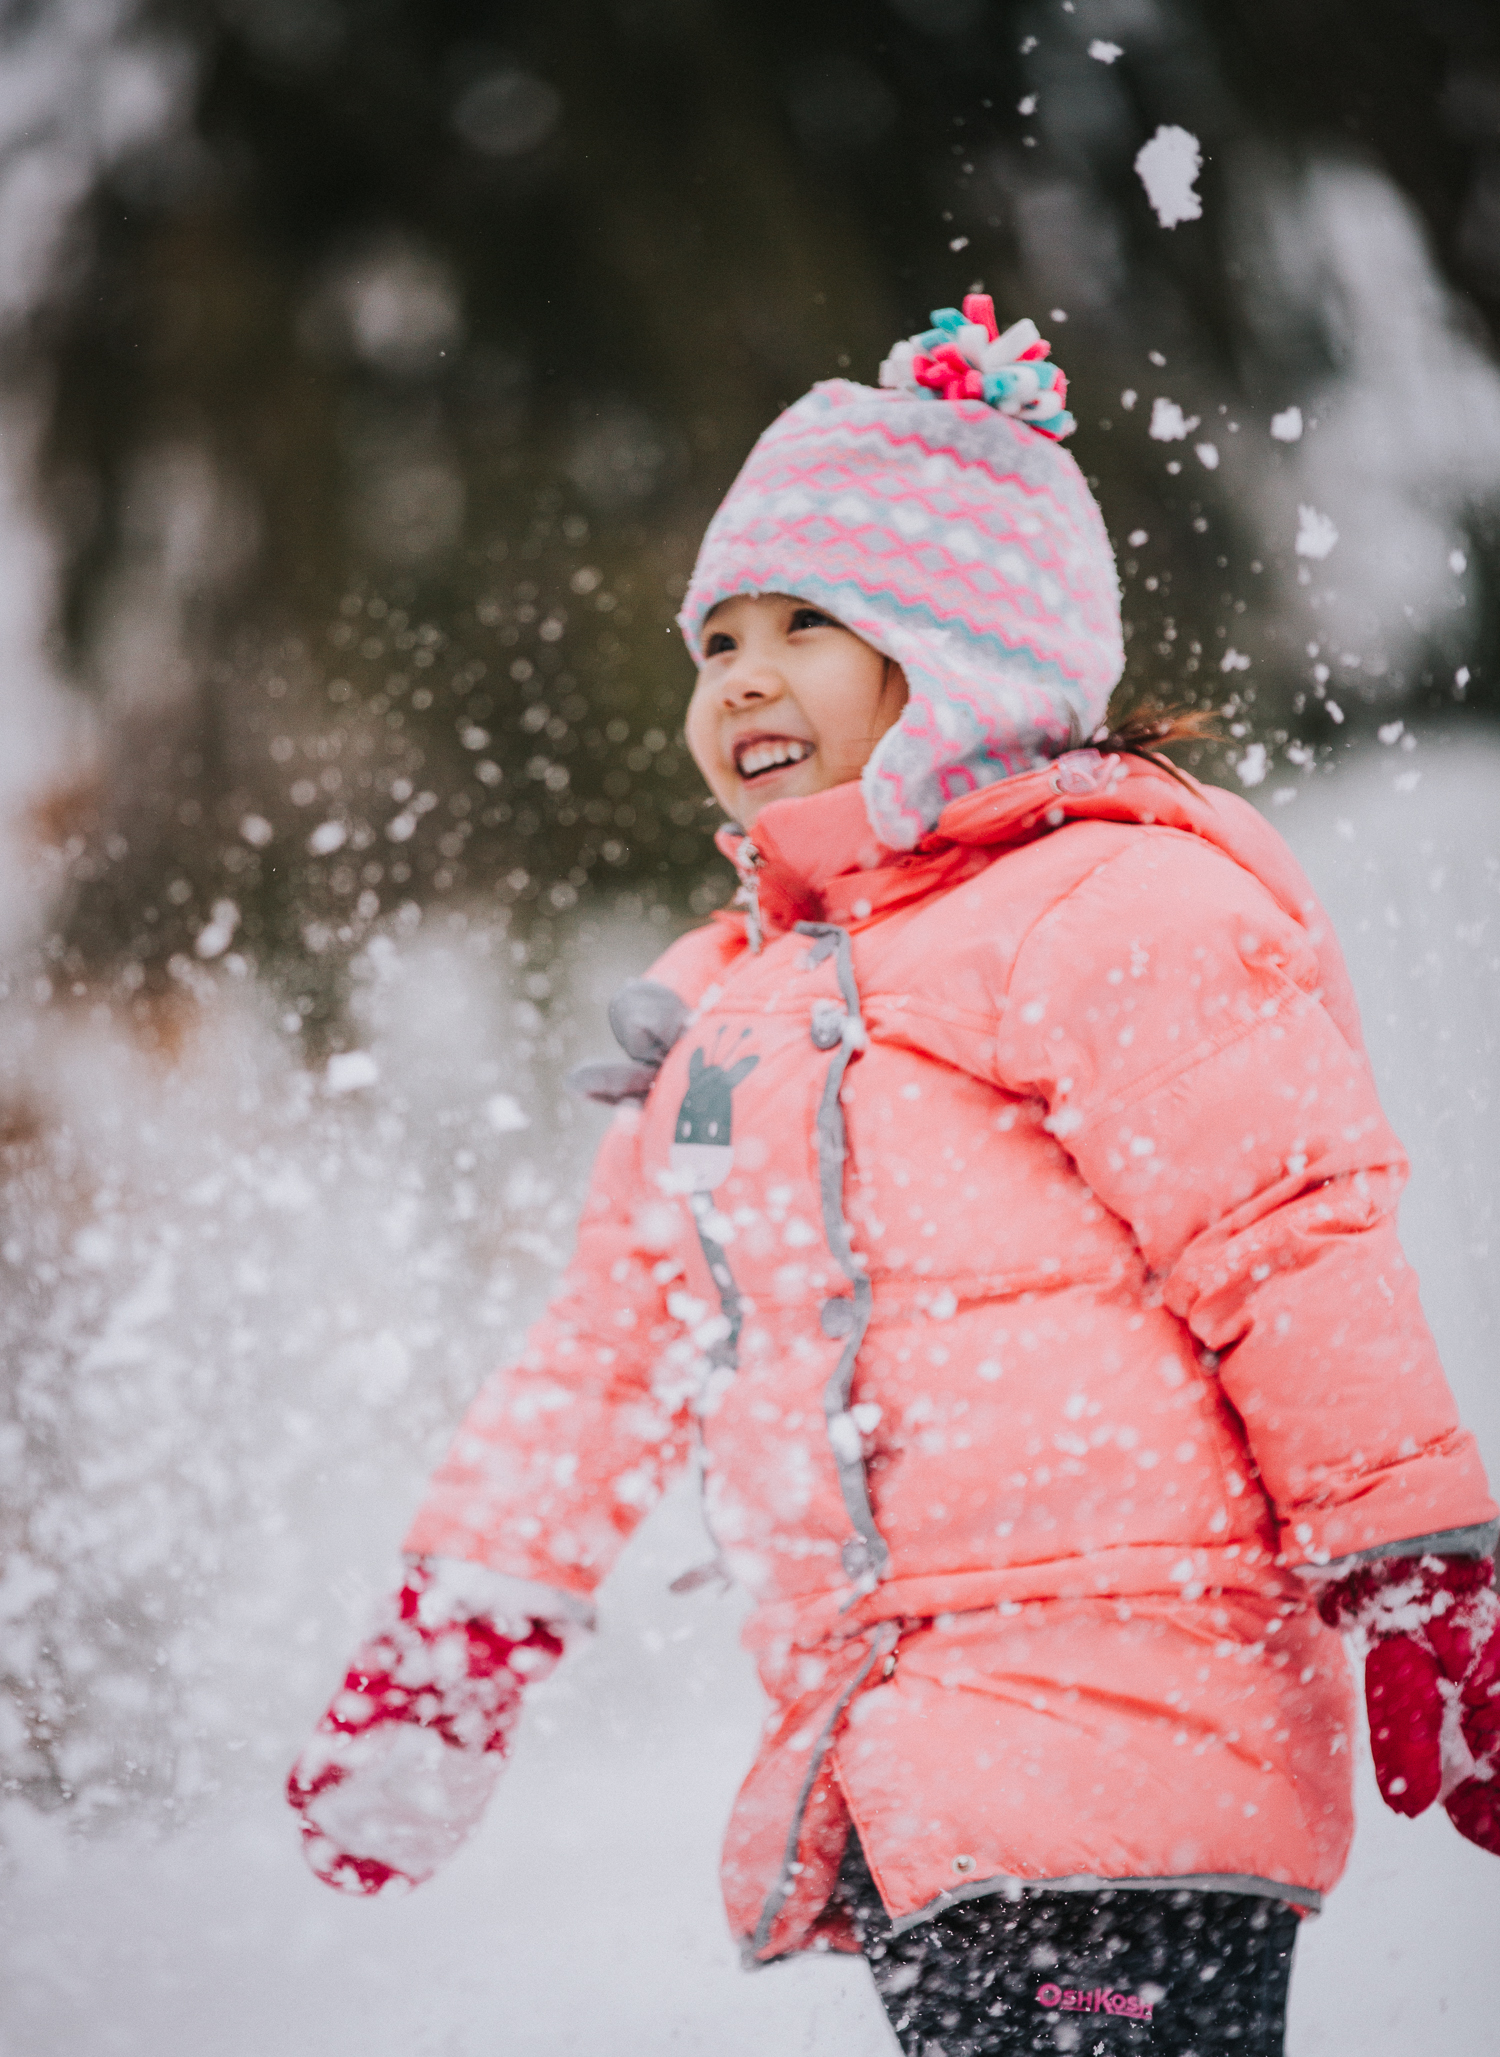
[
  {"xmin": 890, "ymin": 1868, "xmax": 1323, "ymax": 1935},
  {"xmin": 1296, "ymin": 1519, "xmax": 1499, "ymax": 1583}
]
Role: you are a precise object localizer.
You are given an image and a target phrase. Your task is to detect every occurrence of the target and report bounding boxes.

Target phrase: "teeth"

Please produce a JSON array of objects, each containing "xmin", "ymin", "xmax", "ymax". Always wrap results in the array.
[{"xmin": 737, "ymin": 738, "xmax": 814, "ymax": 778}]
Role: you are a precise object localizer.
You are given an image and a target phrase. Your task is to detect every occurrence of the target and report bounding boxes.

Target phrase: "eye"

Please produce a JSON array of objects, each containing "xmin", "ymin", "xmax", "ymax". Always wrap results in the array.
[
  {"xmin": 790, "ymin": 607, "xmax": 836, "ymax": 632},
  {"xmin": 704, "ymin": 631, "xmax": 736, "ymax": 656}
]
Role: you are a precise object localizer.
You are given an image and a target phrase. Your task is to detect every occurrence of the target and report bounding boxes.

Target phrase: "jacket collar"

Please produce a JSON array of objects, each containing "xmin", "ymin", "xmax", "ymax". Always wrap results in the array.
[
  {"xmin": 707, "ymin": 750, "xmax": 1365, "ymax": 1060},
  {"xmin": 712, "ymin": 749, "xmax": 1313, "ymax": 952},
  {"xmin": 714, "ymin": 781, "xmax": 987, "ymax": 944}
]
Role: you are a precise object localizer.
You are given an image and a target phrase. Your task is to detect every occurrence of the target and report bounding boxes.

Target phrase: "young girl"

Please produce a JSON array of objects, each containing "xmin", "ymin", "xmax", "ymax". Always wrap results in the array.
[{"xmin": 288, "ymin": 300, "xmax": 1500, "ymax": 2054}]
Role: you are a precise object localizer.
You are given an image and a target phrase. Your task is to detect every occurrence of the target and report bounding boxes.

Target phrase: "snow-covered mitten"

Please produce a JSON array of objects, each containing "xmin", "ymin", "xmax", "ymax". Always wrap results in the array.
[
  {"xmin": 287, "ymin": 1558, "xmax": 566, "ymax": 1894},
  {"xmin": 1317, "ymin": 1554, "xmax": 1500, "ymax": 1853}
]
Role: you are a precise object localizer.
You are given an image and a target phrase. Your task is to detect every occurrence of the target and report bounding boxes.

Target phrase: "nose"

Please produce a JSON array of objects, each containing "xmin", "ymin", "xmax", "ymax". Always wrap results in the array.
[{"xmin": 716, "ymin": 650, "xmax": 784, "ymax": 711}]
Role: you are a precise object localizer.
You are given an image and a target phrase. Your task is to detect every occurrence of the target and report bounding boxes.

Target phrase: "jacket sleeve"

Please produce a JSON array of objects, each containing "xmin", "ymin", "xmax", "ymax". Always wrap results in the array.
[
  {"xmin": 403, "ymin": 1101, "xmax": 697, "ymax": 1604},
  {"xmin": 997, "ymin": 830, "xmax": 1497, "ymax": 1569}
]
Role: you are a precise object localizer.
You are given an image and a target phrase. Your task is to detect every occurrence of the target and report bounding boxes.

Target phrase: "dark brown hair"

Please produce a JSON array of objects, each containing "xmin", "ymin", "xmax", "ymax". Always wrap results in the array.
[{"xmin": 1078, "ymin": 695, "xmax": 1222, "ymax": 790}]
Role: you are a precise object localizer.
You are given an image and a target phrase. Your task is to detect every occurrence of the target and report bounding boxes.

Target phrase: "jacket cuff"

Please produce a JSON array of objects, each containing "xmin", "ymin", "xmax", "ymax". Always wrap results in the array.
[
  {"xmin": 403, "ymin": 1553, "xmax": 597, "ymax": 1632},
  {"xmin": 1294, "ymin": 1519, "xmax": 1500, "ymax": 1583}
]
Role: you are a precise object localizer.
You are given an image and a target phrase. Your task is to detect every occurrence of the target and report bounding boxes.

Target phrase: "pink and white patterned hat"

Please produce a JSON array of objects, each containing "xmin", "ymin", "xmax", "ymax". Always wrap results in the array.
[{"xmin": 678, "ymin": 296, "xmax": 1123, "ymax": 850}]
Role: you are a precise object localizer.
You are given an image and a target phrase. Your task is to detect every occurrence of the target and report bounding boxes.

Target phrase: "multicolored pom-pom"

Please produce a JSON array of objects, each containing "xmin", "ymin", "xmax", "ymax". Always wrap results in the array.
[{"xmin": 877, "ymin": 293, "xmax": 1075, "ymax": 440}]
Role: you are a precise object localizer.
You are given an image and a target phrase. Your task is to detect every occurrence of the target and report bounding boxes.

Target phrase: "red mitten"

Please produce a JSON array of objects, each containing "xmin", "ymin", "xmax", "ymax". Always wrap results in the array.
[
  {"xmin": 287, "ymin": 1558, "xmax": 565, "ymax": 1895},
  {"xmin": 1318, "ymin": 1554, "xmax": 1500, "ymax": 1853}
]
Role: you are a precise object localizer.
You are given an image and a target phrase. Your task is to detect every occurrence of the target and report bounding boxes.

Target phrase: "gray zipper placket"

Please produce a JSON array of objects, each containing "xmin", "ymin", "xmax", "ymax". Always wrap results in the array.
[
  {"xmin": 687, "ymin": 1195, "xmax": 746, "ymax": 1373},
  {"xmin": 702, "ymin": 916, "xmax": 901, "ymax": 1945},
  {"xmin": 795, "ymin": 921, "xmax": 891, "ymax": 1591},
  {"xmin": 679, "ymin": 918, "xmax": 890, "ymax": 1597}
]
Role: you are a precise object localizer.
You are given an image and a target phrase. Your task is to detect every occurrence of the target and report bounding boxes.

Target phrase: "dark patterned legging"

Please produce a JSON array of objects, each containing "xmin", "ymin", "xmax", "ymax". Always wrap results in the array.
[{"xmin": 838, "ymin": 1835, "xmax": 1299, "ymax": 2056}]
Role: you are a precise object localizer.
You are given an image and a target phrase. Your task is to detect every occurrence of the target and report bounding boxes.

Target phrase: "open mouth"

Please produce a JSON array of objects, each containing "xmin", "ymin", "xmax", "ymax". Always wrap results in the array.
[{"xmin": 733, "ymin": 736, "xmax": 815, "ymax": 781}]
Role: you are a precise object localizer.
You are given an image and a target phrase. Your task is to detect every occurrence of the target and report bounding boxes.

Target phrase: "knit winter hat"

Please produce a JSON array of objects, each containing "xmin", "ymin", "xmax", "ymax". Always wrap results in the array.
[{"xmin": 678, "ymin": 296, "xmax": 1124, "ymax": 850}]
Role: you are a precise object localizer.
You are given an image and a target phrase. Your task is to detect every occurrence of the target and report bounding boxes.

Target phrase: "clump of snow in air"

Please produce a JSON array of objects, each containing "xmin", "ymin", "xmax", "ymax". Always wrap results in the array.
[
  {"xmin": 1120, "ymin": 387, "xmax": 1138, "ymax": 409},
  {"xmin": 1088, "ymin": 39, "xmax": 1124, "ymax": 63},
  {"xmin": 1296, "ymin": 503, "xmax": 1340, "ymax": 558},
  {"xmin": 1194, "ymin": 441, "xmax": 1219, "ymax": 469},
  {"xmin": 486, "ymin": 1091, "xmax": 530, "ymax": 1132},
  {"xmin": 1149, "ymin": 397, "xmax": 1199, "ymax": 441},
  {"xmin": 1221, "ymin": 648, "xmax": 1251, "ymax": 673},
  {"xmin": 1135, "ymin": 125, "xmax": 1203, "ymax": 228},
  {"xmin": 325, "ymin": 1048, "xmax": 380, "ymax": 1093},
  {"xmin": 193, "ymin": 899, "xmax": 240, "ymax": 959},
  {"xmin": 1270, "ymin": 406, "xmax": 1304, "ymax": 442},
  {"xmin": 1127, "ymin": 528, "xmax": 1148, "ymax": 546},
  {"xmin": 308, "ymin": 819, "xmax": 348, "ymax": 855},
  {"xmin": 1450, "ymin": 547, "xmax": 1468, "ymax": 573},
  {"xmin": 1235, "ymin": 742, "xmax": 1268, "ymax": 787}
]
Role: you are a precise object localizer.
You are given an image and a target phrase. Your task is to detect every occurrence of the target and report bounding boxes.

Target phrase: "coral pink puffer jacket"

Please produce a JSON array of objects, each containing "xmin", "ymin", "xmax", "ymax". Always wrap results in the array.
[{"xmin": 406, "ymin": 754, "xmax": 1495, "ymax": 1961}]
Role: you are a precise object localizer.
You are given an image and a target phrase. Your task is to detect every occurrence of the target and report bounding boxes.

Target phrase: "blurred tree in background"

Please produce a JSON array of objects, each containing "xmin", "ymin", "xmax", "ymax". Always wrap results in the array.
[{"xmin": 16, "ymin": 0, "xmax": 1500, "ymax": 1021}]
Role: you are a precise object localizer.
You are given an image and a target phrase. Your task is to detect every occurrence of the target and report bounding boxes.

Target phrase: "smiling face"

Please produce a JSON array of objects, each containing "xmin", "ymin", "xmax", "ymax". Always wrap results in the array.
[{"xmin": 684, "ymin": 593, "xmax": 908, "ymax": 832}]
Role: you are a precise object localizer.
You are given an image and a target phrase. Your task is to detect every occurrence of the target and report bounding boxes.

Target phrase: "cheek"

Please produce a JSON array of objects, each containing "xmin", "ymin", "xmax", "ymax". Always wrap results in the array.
[
  {"xmin": 811, "ymin": 654, "xmax": 899, "ymax": 760},
  {"xmin": 878, "ymin": 666, "xmax": 910, "ymax": 735},
  {"xmin": 683, "ymin": 686, "xmax": 717, "ymax": 767},
  {"xmin": 684, "ymin": 688, "xmax": 738, "ymax": 804}
]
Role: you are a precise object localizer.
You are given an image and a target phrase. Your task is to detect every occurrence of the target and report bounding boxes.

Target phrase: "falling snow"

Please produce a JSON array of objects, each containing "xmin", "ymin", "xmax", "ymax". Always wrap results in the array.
[
  {"xmin": 1149, "ymin": 397, "xmax": 1200, "ymax": 442},
  {"xmin": 1135, "ymin": 126, "xmax": 1205, "ymax": 229},
  {"xmin": 1296, "ymin": 504, "xmax": 1341, "ymax": 559}
]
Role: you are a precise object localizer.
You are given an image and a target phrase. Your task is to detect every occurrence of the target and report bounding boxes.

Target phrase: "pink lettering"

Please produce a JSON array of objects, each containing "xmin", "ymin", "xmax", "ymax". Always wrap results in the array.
[{"xmin": 1033, "ymin": 1982, "xmax": 1153, "ymax": 2023}]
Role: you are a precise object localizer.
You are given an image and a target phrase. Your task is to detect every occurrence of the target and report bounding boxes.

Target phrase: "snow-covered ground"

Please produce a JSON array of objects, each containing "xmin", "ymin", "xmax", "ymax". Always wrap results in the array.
[{"xmin": 1, "ymin": 729, "xmax": 1498, "ymax": 2055}]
